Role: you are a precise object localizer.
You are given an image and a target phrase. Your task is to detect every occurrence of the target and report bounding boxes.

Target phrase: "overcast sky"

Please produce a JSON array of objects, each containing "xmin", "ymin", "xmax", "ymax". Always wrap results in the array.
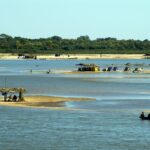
[{"xmin": 0, "ymin": 0, "xmax": 149, "ymax": 40}]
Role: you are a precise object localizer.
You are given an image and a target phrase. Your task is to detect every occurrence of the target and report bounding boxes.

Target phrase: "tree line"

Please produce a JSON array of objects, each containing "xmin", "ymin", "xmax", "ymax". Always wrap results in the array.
[{"xmin": 0, "ymin": 34, "xmax": 150, "ymax": 54}]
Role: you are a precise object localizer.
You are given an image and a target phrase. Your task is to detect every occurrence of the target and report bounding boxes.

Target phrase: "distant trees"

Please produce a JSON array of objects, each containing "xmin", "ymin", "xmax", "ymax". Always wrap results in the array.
[
  {"xmin": 51, "ymin": 36, "xmax": 62, "ymax": 42},
  {"xmin": 77, "ymin": 35, "xmax": 90, "ymax": 41},
  {"xmin": 0, "ymin": 34, "xmax": 150, "ymax": 54}
]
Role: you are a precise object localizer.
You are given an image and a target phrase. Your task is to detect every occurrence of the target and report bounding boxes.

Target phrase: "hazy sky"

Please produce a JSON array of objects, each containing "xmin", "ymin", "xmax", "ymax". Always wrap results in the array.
[{"xmin": 0, "ymin": 0, "xmax": 149, "ymax": 39}]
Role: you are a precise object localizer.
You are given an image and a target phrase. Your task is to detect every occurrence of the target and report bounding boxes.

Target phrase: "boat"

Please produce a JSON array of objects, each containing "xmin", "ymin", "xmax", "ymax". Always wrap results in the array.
[{"xmin": 140, "ymin": 117, "xmax": 150, "ymax": 120}]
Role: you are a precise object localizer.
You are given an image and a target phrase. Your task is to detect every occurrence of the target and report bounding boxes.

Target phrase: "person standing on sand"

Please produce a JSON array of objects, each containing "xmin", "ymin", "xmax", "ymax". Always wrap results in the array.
[{"xmin": 12, "ymin": 95, "xmax": 17, "ymax": 102}]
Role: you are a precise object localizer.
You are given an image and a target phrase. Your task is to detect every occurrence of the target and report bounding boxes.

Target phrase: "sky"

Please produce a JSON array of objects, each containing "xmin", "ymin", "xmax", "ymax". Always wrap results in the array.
[{"xmin": 0, "ymin": 0, "xmax": 149, "ymax": 40}]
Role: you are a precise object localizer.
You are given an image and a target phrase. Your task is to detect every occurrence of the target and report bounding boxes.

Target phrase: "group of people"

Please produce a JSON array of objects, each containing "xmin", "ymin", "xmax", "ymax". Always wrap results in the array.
[
  {"xmin": 140, "ymin": 112, "xmax": 150, "ymax": 120},
  {"xmin": 7, "ymin": 94, "xmax": 18, "ymax": 102}
]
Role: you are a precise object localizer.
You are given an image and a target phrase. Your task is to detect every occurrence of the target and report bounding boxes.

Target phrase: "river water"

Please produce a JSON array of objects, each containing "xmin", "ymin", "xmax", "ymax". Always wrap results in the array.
[{"xmin": 0, "ymin": 59, "xmax": 150, "ymax": 150}]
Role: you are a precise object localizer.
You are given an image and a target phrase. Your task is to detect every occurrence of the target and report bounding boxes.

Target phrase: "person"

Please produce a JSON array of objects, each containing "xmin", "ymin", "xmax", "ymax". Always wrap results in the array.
[
  {"xmin": 140, "ymin": 112, "xmax": 145, "ymax": 119},
  {"xmin": 12, "ymin": 95, "xmax": 17, "ymax": 102},
  {"xmin": 47, "ymin": 69, "xmax": 51, "ymax": 74}
]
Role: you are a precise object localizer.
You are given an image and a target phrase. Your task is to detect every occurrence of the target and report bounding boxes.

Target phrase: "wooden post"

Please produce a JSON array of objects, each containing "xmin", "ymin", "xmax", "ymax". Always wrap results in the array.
[
  {"xmin": 19, "ymin": 88, "xmax": 24, "ymax": 101},
  {"xmin": 4, "ymin": 92, "xmax": 7, "ymax": 102}
]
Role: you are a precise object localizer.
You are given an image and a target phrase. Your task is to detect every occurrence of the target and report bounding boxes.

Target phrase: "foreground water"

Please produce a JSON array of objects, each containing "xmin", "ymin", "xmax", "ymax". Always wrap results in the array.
[{"xmin": 0, "ymin": 59, "xmax": 150, "ymax": 150}]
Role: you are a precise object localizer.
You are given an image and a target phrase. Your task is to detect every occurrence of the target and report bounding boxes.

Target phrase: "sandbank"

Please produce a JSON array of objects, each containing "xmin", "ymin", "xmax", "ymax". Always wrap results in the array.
[
  {"xmin": 0, "ymin": 53, "xmax": 148, "ymax": 60},
  {"xmin": 63, "ymin": 70, "xmax": 150, "ymax": 74},
  {"xmin": 0, "ymin": 95, "xmax": 95, "ymax": 109},
  {"xmin": 64, "ymin": 71, "xmax": 102, "ymax": 74}
]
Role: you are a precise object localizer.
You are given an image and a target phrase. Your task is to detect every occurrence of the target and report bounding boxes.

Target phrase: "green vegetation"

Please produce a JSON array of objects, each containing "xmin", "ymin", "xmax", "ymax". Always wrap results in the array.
[{"xmin": 0, "ymin": 34, "xmax": 150, "ymax": 54}]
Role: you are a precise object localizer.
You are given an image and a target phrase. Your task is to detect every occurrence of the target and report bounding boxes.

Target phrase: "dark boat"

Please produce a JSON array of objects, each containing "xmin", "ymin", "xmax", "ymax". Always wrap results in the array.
[{"xmin": 140, "ymin": 117, "xmax": 150, "ymax": 120}]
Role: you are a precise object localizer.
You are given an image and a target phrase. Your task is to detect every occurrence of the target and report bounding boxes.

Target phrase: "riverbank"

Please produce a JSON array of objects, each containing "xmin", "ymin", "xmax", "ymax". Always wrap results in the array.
[
  {"xmin": 0, "ymin": 53, "xmax": 148, "ymax": 60},
  {"xmin": 0, "ymin": 95, "xmax": 95, "ymax": 109}
]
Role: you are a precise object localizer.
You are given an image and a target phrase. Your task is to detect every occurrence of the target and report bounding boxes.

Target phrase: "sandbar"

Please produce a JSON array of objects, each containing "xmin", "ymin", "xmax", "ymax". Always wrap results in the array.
[
  {"xmin": 0, "ymin": 53, "xmax": 148, "ymax": 60},
  {"xmin": 63, "ymin": 70, "xmax": 150, "ymax": 74},
  {"xmin": 0, "ymin": 95, "xmax": 95, "ymax": 109}
]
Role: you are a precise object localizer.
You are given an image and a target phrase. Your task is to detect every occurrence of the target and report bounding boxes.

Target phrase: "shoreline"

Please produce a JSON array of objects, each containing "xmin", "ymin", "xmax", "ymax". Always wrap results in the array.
[
  {"xmin": 63, "ymin": 69, "xmax": 150, "ymax": 74},
  {"xmin": 0, "ymin": 95, "xmax": 95, "ymax": 109},
  {"xmin": 0, "ymin": 53, "xmax": 148, "ymax": 60}
]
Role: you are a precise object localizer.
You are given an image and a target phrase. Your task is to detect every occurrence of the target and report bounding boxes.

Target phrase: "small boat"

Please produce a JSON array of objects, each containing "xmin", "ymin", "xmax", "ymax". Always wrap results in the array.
[{"xmin": 140, "ymin": 117, "xmax": 150, "ymax": 120}]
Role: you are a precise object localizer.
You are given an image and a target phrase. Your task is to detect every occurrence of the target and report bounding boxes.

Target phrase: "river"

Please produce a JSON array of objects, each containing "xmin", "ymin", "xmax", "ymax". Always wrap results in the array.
[{"xmin": 0, "ymin": 59, "xmax": 150, "ymax": 150}]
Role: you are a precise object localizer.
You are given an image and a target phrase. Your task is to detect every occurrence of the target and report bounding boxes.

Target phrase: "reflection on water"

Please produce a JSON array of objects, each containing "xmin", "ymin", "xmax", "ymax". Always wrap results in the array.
[{"xmin": 0, "ymin": 59, "xmax": 150, "ymax": 150}]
